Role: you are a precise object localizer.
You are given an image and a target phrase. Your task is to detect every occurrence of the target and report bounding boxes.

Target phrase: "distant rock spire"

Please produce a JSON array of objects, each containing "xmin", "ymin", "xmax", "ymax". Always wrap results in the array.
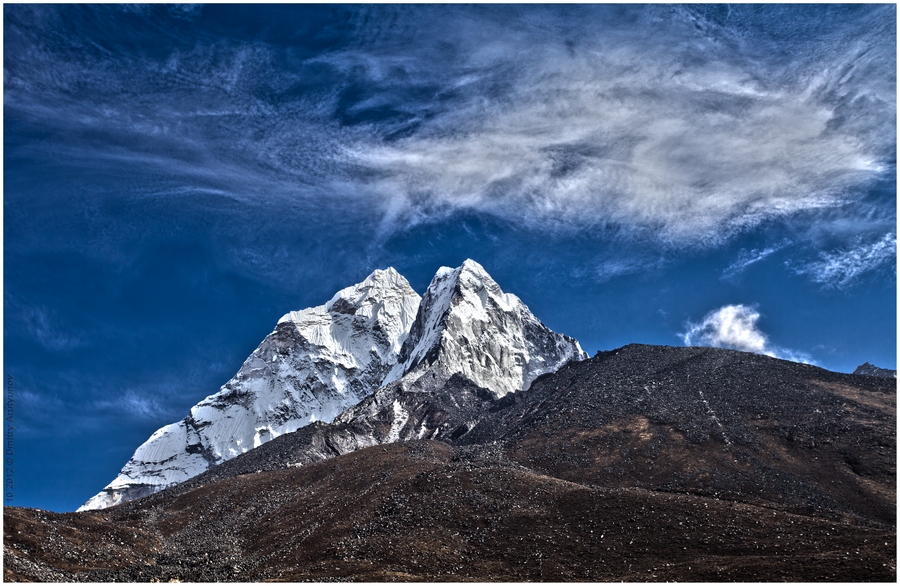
[{"xmin": 852, "ymin": 362, "xmax": 896, "ymax": 378}]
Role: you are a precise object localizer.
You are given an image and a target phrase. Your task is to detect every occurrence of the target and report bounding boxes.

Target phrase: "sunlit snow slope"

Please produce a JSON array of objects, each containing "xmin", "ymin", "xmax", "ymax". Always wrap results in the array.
[{"xmin": 79, "ymin": 268, "xmax": 420, "ymax": 510}]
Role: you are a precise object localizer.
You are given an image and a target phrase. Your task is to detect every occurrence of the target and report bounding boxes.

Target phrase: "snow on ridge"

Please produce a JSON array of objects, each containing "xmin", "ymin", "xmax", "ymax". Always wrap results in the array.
[
  {"xmin": 386, "ymin": 400, "xmax": 409, "ymax": 443},
  {"xmin": 433, "ymin": 265, "xmax": 455, "ymax": 278}
]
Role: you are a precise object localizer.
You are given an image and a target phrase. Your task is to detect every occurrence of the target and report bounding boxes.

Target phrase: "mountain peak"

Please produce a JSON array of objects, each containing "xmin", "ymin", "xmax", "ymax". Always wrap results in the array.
[
  {"xmin": 459, "ymin": 257, "xmax": 489, "ymax": 276},
  {"xmin": 287, "ymin": 267, "xmax": 417, "ymax": 318},
  {"xmin": 80, "ymin": 268, "xmax": 421, "ymax": 511},
  {"xmin": 433, "ymin": 259, "xmax": 492, "ymax": 283},
  {"xmin": 79, "ymin": 260, "xmax": 584, "ymax": 511},
  {"xmin": 362, "ymin": 266, "xmax": 408, "ymax": 288},
  {"xmin": 436, "ymin": 258, "xmax": 496, "ymax": 283},
  {"xmin": 853, "ymin": 362, "xmax": 897, "ymax": 378},
  {"xmin": 384, "ymin": 260, "xmax": 586, "ymax": 397}
]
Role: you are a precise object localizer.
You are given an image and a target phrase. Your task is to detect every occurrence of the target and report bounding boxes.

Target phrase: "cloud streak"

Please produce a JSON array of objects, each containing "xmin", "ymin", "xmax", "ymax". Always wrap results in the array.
[
  {"xmin": 798, "ymin": 232, "xmax": 896, "ymax": 289},
  {"xmin": 92, "ymin": 390, "xmax": 167, "ymax": 421},
  {"xmin": 681, "ymin": 304, "xmax": 812, "ymax": 363},
  {"xmin": 722, "ymin": 242, "xmax": 788, "ymax": 280}
]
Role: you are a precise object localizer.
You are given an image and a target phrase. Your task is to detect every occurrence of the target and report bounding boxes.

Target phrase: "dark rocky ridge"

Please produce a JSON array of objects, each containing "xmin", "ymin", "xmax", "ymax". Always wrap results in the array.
[
  {"xmin": 465, "ymin": 344, "xmax": 896, "ymax": 525},
  {"xmin": 4, "ymin": 344, "xmax": 896, "ymax": 581}
]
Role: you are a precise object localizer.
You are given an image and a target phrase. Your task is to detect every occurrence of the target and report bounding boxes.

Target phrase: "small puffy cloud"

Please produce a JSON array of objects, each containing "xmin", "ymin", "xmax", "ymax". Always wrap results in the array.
[
  {"xmin": 798, "ymin": 232, "xmax": 896, "ymax": 289},
  {"xmin": 681, "ymin": 304, "xmax": 769, "ymax": 354},
  {"xmin": 681, "ymin": 304, "xmax": 812, "ymax": 363}
]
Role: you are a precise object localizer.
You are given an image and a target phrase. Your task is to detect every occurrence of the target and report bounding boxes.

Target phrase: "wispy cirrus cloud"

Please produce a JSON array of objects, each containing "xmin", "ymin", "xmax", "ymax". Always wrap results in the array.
[
  {"xmin": 4, "ymin": 296, "xmax": 86, "ymax": 352},
  {"xmin": 722, "ymin": 242, "xmax": 789, "ymax": 280},
  {"xmin": 91, "ymin": 391, "xmax": 163, "ymax": 421},
  {"xmin": 4, "ymin": 4, "xmax": 893, "ymax": 252},
  {"xmin": 795, "ymin": 232, "xmax": 897, "ymax": 289},
  {"xmin": 593, "ymin": 255, "xmax": 666, "ymax": 283},
  {"xmin": 680, "ymin": 304, "xmax": 813, "ymax": 363},
  {"xmin": 339, "ymin": 6, "xmax": 894, "ymax": 245}
]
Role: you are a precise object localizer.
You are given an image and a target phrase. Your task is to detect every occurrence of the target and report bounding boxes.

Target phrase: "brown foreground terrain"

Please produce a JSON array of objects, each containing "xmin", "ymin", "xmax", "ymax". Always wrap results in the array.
[
  {"xmin": 4, "ymin": 441, "xmax": 896, "ymax": 582},
  {"xmin": 4, "ymin": 345, "xmax": 896, "ymax": 581}
]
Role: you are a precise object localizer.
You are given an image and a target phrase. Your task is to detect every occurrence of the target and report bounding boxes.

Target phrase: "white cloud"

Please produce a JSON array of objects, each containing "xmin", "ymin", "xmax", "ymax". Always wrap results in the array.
[
  {"xmin": 681, "ymin": 305, "xmax": 769, "ymax": 354},
  {"xmin": 681, "ymin": 304, "xmax": 813, "ymax": 363},
  {"xmin": 90, "ymin": 389, "xmax": 175, "ymax": 422},
  {"xmin": 799, "ymin": 232, "xmax": 896, "ymax": 289},
  {"xmin": 121, "ymin": 392, "xmax": 164, "ymax": 419},
  {"xmin": 340, "ymin": 8, "xmax": 892, "ymax": 245},
  {"xmin": 594, "ymin": 256, "xmax": 665, "ymax": 283},
  {"xmin": 348, "ymin": 79, "xmax": 873, "ymax": 244}
]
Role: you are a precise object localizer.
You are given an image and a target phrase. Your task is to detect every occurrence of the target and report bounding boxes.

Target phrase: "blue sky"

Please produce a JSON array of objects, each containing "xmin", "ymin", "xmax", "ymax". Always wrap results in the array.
[{"xmin": 4, "ymin": 4, "xmax": 895, "ymax": 512}]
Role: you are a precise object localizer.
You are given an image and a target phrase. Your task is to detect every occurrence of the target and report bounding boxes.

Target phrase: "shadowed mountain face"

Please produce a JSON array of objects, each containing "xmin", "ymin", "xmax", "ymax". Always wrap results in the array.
[{"xmin": 4, "ymin": 345, "xmax": 896, "ymax": 581}]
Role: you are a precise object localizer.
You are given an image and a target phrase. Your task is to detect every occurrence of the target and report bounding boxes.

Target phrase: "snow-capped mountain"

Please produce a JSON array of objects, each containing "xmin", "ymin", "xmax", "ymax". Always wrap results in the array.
[
  {"xmin": 326, "ymin": 260, "xmax": 586, "ymax": 449},
  {"xmin": 79, "ymin": 268, "xmax": 421, "ymax": 511},
  {"xmin": 383, "ymin": 259, "xmax": 587, "ymax": 398},
  {"xmin": 79, "ymin": 260, "xmax": 585, "ymax": 511}
]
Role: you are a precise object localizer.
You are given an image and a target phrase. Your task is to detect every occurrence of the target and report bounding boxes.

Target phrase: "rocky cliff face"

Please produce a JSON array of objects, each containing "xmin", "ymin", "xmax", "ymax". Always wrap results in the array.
[{"xmin": 79, "ymin": 268, "xmax": 421, "ymax": 511}]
